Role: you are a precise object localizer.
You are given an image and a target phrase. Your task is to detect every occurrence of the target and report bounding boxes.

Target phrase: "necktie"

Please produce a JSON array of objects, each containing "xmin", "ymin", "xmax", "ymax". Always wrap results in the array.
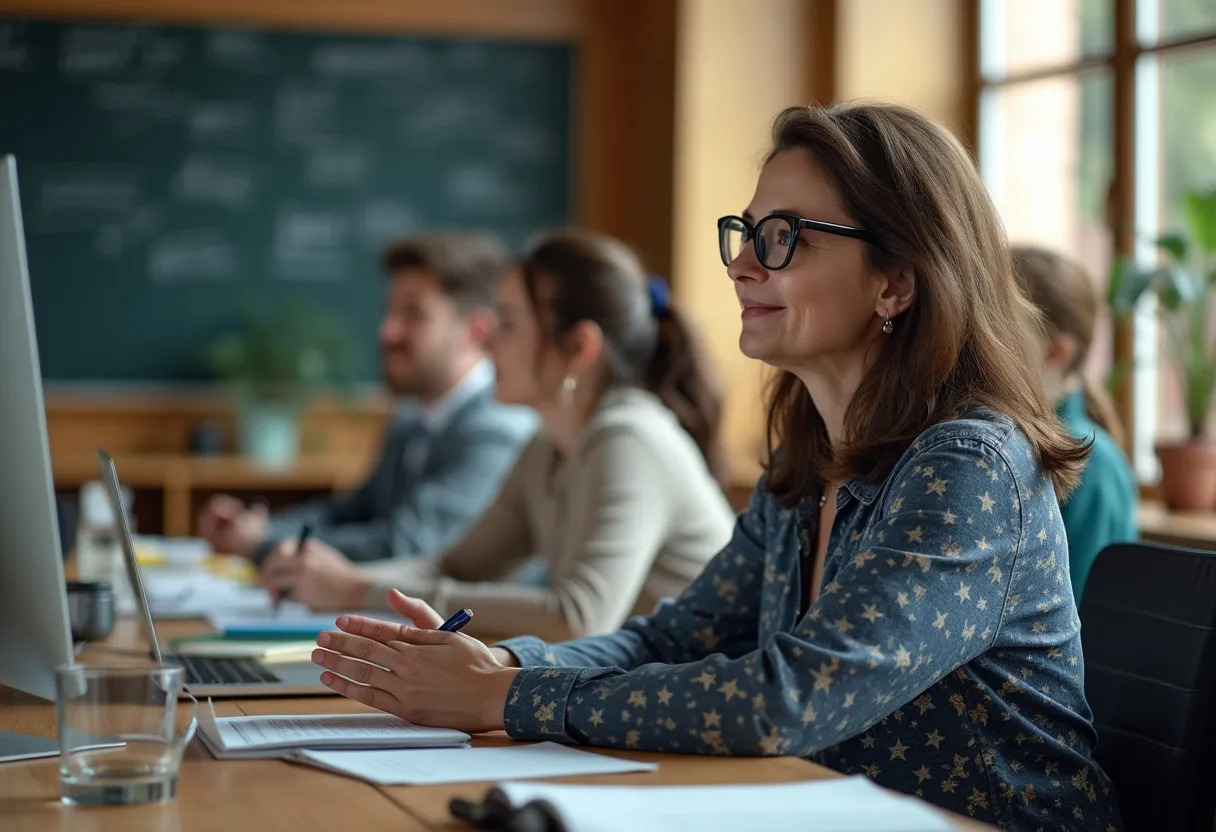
[{"xmin": 399, "ymin": 420, "xmax": 431, "ymax": 484}]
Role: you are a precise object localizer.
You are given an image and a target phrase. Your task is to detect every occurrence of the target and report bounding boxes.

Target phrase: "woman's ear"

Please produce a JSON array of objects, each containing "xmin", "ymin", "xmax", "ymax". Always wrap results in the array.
[
  {"xmin": 876, "ymin": 268, "xmax": 916, "ymax": 319},
  {"xmin": 1045, "ymin": 334, "xmax": 1078, "ymax": 371},
  {"xmin": 464, "ymin": 307, "xmax": 496, "ymax": 349},
  {"xmin": 563, "ymin": 320, "xmax": 605, "ymax": 376}
]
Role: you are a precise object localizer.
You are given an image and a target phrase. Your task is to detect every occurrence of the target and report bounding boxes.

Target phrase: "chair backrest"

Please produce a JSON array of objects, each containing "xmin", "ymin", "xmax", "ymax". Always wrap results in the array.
[{"xmin": 1080, "ymin": 541, "xmax": 1216, "ymax": 832}]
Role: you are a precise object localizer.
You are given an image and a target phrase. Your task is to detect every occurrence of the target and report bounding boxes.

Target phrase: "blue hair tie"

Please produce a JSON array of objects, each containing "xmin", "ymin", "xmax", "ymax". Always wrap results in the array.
[{"xmin": 648, "ymin": 275, "xmax": 671, "ymax": 319}]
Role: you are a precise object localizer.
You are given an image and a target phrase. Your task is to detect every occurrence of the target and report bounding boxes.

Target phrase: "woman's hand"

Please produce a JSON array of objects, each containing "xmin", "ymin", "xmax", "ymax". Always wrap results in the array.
[
  {"xmin": 380, "ymin": 591, "xmax": 519, "ymax": 667},
  {"xmin": 311, "ymin": 603, "xmax": 520, "ymax": 733},
  {"xmin": 256, "ymin": 538, "xmax": 370, "ymax": 611}
]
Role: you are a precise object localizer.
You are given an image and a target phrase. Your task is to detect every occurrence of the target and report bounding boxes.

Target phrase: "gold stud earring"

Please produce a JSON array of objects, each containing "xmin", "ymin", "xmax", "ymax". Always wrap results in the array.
[
  {"xmin": 559, "ymin": 374, "xmax": 578, "ymax": 406},
  {"xmin": 882, "ymin": 317, "xmax": 894, "ymax": 335}
]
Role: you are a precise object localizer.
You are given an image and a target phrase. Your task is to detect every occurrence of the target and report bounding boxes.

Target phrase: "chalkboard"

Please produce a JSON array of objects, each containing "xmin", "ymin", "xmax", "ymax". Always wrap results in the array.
[{"xmin": 0, "ymin": 18, "xmax": 572, "ymax": 381}]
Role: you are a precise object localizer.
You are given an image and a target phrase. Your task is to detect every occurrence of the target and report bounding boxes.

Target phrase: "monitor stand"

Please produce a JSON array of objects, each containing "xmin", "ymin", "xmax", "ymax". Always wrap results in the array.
[{"xmin": 0, "ymin": 730, "xmax": 58, "ymax": 763}]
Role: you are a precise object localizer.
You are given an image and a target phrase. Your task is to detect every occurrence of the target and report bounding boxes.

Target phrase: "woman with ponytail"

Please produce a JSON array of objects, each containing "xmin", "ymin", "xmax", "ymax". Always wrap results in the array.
[
  {"xmin": 260, "ymin": 229, "xmax": 735, "ymax": 641},
  {"xmin": 1013, "ymin": 245, "xmax": 1138, "ymax": 602}
]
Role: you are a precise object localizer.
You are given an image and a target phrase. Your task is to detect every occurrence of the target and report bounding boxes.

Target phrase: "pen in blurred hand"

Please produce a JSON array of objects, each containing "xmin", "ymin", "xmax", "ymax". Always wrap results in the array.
[
  {"xmin": 437, "ymin": 608, "xmax": 473, "ymax": 633},
  {"xmin": 273, "ymin": 523, "xmax": 311, "ymax": 615}
]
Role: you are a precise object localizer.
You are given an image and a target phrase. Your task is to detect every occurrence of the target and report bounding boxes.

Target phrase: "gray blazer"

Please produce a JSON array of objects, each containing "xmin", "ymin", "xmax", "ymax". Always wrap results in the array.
[{"xmin": 254, "ymin": 386, "xmax": 536, "ymax": 563}]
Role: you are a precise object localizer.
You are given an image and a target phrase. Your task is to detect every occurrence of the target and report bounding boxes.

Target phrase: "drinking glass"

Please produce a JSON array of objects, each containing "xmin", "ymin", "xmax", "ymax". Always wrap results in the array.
[{"xmin": 55, "ymin": 662, "xmax": 197, "ymax": 806}]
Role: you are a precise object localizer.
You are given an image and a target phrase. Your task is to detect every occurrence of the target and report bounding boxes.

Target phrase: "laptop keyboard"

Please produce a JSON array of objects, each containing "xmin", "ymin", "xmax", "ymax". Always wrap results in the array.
[{"xmin": 175, "ymin": 655, "xmax": 281, "ymax": 686}]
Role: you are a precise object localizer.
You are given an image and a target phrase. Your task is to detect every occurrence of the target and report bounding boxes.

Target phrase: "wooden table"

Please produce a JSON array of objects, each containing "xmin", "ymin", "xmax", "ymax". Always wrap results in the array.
[{"xmin": 0, "ymin": 617, "xmax": 991, "ymax": 831}]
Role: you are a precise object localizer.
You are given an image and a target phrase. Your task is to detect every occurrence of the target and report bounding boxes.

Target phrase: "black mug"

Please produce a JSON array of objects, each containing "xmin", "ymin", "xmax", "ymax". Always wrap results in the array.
[{"xmin": 65, "ymin": 580, "xmax": 115, "ymax": 644}]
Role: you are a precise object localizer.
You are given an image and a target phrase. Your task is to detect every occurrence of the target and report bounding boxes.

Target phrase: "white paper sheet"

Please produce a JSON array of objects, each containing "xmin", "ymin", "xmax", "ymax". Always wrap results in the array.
[
  {"xmin": 142, "ymin": 571, "xmax": 273, "ymax": 618},
  {"xmin": 290, "ymin": 741, "xmax": 658, "ymax": 785},
  {"xmin": 196, "ymin": 699, "xmax": 468, "ymax": 760},
  {"xmin": 494, "ymin": 776, "xmax": 953, "ymax": 832},
  {"xmin": 206, "ymin": 607, "xmax": 410, "ymax": 635}
]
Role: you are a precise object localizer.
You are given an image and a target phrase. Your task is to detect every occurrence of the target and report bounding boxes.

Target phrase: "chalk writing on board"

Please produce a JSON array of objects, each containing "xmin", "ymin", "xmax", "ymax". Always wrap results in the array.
[
  {"xmin": 60, "ymin": 26, "xmax": 138, "ymax": 74},
  {"xmin": 171, "ymin": 154, "xmax": 256, "ymax": 209},
  {"xmin": 148, "ymin": 228, "xmax": 239, "ymax": 282},
  {"xmin": 360, "ymin": 199, "xmax": 419, "ymax": 249},
  {"xmin": 445, "ymin": 164, "xmax": 529, "ymax": 216},
  {"xmin": 499, "ymin": 124, "xmax": 554, "ymax": 162},
  {"xmin": 403, "ymin": 93, "xmax": 486, "ymax": 142},
  {"xmin": 305, "ymin": 145, "xmax": 369, "ymax": 188},
  {"xmin": 142, "ymin": 33, "xmax": 185, "ymax": 71},
  {"xmin": 206, "ymin": 29, "xmax": 267, "ymax": 72},
  {"xmin": 312, "ymin": 42, "xmax": 426, "ymax": 79},
  {"xmin": 34, "ymin": 167, "xmax": 140, "ymax": 231},
  {"xmin": 190, "ymin": 100, "xmax": 257, "ymax": 146},
  {"xmin": 0, "ymin": 22, "xmax": 32, "ymax": 73},
  {"xmin": 92, "ymin": 81, "xmax": 183, "ymax": 120},
  {"xmin": 274, "ymin": 86, "xmax": 338, "ymax": 144},
  {"xmin": 94, "ymin": 224, "xmax": 124, "ymax": 258},
  {"xmin": 445, "ymin": 42, "xmax": 489, "ymax": 73},
  {"xmin": 126, "ymin": 204, "xmax": 166, "ymax": 240},
  {"xmin": 505, "ymin": 53, "xmax": 549, "ymax": 82},
  {"xmin": 273, "ymin": 206, "xmax": 350, "ymax": 281}
]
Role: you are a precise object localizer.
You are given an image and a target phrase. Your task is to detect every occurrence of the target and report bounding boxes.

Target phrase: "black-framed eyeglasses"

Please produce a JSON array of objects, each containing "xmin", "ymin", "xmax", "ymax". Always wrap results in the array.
[{"xmin": 717, "ymin": 213, "xmax": 878, "ymax": 271}]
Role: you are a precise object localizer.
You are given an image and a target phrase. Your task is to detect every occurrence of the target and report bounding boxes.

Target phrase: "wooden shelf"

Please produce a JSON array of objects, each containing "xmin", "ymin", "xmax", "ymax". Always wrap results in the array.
[
  {"xmin": 1138, "ymin": 501, "xmax": 1216, "ymax": 551},
  {"xmin": 54, "ymin": 453, "xmax": 367, "ymax": 537}
]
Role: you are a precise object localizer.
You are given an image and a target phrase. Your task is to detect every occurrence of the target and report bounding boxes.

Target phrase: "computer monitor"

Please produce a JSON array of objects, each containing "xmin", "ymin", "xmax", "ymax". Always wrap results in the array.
[{"xmin": 0, "ymin": 154, "xmax": 75, "ymax": 758}]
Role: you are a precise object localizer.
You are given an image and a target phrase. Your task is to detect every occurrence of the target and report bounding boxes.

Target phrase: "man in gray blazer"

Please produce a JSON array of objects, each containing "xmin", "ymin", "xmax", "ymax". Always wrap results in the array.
[{"xmin": 197, "ymin": 233, "xmax": 537, "ymax": 564}]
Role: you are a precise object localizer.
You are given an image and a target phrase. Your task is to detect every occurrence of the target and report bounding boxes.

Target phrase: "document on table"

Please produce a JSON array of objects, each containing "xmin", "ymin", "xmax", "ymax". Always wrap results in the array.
[
  {"xmin": 142, "ymin": 571, "xmax": 272, "ymax": 619},
  {"xmin": 206, "ymin": 607, "xmax": 410, "ymax": 637},
  {"xmin": 289, "ymin": 741, "xmax": 658, "ymax": 785},
  {"xmin": 197, "ymin": 699, "xmax": 469, "ymax": 760},
  {"xmin": 489, "ymin": 776, "xmax": 953, "ymax": 832}
]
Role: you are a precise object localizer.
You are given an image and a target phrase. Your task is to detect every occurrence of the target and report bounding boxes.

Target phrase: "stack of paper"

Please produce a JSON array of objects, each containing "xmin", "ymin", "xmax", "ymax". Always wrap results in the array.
[
  {"xmin": 289, "ymin": 742, "xmax": 657, "ymax": 785},
  {"xmin": 170, "ymin": 635, "xmax": 316, "ymax": 661},
  {"xmin": 205, "ymin": 608, "xmax": 410, "ymax": 638},
  {"xmin": 196, "ymin": 700, "xmax": 469, "ymax": 760},
  {"xmin": 488, "ymin": 776, "xmax": 954, "ymax": 832}
]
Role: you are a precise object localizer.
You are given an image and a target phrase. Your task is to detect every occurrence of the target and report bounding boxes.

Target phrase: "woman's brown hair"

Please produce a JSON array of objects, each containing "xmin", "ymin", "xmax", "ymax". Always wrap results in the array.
[
  {"xmin": 1012, "ymin": 245, "xmax": 1127, "ymax": 447},
  {"xmin": 519, "ymin": 230, "xmax": 729, "ymax": 485},
  {"xmin": 762, "ymin": 102, "xmax": 1087, "ymax": 506}
]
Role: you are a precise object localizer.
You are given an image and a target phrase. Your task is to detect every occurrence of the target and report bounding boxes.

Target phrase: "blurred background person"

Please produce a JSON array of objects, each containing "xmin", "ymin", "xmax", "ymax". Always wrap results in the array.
[
  {"xmin": 1014, "ymin": 244, "xmax": 1138, "ymax": 602},
  {"xmin": 197, "ymin": 233, "xmax": 537, "ymax": 565},
  {"xmin": 258, "ymin": 229, "xmax": 735, "ymax": 641}
]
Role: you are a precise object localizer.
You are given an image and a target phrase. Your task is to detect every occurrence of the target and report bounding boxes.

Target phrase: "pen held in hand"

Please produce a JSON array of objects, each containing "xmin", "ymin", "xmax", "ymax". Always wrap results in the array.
[
  {"xmin": 273, "ymin": 523, "xmax": 312, "ymax": 614},
  {"xmin": 437, "ymin": 608, "xmax": 473, "ymax": 633}
]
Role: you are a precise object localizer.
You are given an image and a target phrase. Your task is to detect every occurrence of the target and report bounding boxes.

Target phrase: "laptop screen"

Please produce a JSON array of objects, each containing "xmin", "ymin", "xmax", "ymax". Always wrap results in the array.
[{"xmin": 96, "ymin": 448, "xmax": 165, "ymax": 664}]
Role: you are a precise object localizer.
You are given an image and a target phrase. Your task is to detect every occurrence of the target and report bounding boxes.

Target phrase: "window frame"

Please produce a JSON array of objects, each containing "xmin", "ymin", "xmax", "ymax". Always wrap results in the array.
[{"xmin": 972, "ymin": 0, "xmax": 1216, "ymax": 491}]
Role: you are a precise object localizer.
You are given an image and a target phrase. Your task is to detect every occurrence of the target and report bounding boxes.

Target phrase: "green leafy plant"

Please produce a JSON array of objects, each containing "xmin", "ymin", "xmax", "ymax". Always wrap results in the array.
[
  {"xmin": 203, "ymin": 300, "xmax": 359, "ymax": 407},
  {"xmin": 1110, "ymin": 187, "xmax": 1216, "ymax": 440}
]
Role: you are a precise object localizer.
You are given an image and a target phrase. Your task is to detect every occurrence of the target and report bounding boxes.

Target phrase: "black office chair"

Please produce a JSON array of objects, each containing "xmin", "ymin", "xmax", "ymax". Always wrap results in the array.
[{"xmin": 1080, "ymin": 541, "xmax": 1216, "ymax": 832}]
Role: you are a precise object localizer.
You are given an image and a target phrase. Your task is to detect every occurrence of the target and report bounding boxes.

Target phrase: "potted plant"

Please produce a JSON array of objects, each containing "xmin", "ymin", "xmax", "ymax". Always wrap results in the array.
[
  {"xmin": 204, "ymin": 301, "xmax": 358, "ymax": 468},
  {"xmin": 1110, "ymin": 187, "xmax": 1216, "ymax": 510}
]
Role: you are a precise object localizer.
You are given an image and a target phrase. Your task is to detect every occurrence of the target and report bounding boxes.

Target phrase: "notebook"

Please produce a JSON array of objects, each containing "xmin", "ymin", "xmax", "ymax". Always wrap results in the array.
[
  {"xmin": 197, "ymin": 699, "xmax": 469, "ymax": 760},
  {"xmin": 480, "ymin": 776, "xmax": 954, "ymax": 832},
  {"xmin": 288, "ymin": 741, "xmax": 657, "ymax": 785}
]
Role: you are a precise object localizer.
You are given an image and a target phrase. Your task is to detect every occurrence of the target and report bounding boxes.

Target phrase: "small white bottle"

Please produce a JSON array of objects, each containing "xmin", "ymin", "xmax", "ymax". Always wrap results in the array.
[{"xmin": 76, "ymin": 481, "xmax": 134, "ymax": 607}]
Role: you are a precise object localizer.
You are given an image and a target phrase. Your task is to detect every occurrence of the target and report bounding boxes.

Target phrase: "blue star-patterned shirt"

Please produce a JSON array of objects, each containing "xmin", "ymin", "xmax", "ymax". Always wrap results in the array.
[{"xmin": 497, "ymin": 411, "xmax": 1121, "ymax": 831}]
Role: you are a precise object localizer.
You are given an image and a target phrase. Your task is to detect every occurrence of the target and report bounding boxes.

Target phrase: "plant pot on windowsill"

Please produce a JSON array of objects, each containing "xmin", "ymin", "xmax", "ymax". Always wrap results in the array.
[
  {"xmin": 237, "ymin": 399, "xmax": 302, "ymax": 469},
  {"xmin": 1156, "ymin": 441, "xmax": 1216, "ymax": 511},
  {"xmin": 1110, "ymin": 187, "xmax": 1216, "ymax": 513}
]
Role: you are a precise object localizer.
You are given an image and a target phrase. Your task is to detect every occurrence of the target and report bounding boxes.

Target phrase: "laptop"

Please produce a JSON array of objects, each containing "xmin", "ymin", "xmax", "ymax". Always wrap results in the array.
[{"xmin": 97, "ymin": 449, "xmax": 330, "ymax": 697}]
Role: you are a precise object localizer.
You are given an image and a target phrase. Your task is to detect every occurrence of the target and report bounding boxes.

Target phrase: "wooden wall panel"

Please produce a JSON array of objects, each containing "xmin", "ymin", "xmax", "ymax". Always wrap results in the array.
[{"xmin": 576, "ymin": 0, "xmax": 678, "ymax": 277}]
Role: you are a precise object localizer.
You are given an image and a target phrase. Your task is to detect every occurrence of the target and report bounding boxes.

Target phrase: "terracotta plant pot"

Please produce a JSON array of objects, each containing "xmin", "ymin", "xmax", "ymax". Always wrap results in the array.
[{"xmin": 1156, "ymin": 441, "xmax": 1216, "ymax": 511}]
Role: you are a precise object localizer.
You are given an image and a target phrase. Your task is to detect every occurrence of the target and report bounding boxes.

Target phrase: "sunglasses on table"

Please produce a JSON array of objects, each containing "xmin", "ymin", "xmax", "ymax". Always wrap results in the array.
[{"xmin": 717, "ymin": 213, "xmax": 879, "ymax": 271}]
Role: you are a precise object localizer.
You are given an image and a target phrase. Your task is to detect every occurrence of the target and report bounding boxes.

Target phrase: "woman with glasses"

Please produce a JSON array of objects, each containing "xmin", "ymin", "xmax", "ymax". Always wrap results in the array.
[{"xmin": 308, "ymin": 103, "xmax": 1121, "ymax": 831}]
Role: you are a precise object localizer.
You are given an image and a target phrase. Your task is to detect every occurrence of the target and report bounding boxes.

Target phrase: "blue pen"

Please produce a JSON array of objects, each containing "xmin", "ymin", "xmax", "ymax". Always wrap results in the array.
[{"xmin": 437, "ymin": 608, "xmax": 473, "ymax": 633}]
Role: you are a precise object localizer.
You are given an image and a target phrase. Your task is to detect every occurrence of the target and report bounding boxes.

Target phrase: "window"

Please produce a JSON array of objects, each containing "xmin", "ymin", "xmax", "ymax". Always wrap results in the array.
[{"xmin": 978, "ymin": 0, "xmax": 1216, "ymax": 482}]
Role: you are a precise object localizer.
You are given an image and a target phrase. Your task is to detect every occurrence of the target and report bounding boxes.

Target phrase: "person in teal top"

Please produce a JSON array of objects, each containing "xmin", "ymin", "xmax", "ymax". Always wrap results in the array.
[{"xmin": 1015, "ymin": 246, "xmax": 1139, "ymax": 602}]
